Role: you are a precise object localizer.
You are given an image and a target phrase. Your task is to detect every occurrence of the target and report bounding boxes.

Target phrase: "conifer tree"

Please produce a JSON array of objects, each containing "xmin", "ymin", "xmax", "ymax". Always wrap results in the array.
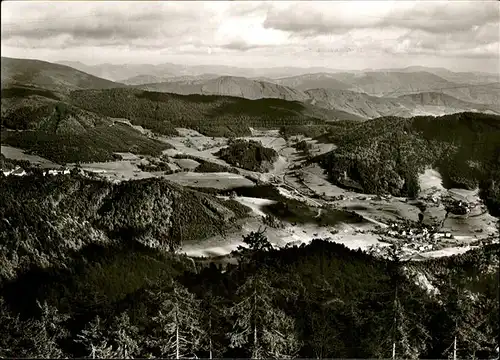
[
  {"xmin": 75, "ymin": 316, "xmax": 114, "ymax": 359},
  {"xmin": 148, "ymin": 282, "xmax": 204, "ymax": 359},
  {"xmin": 22, "ymin": 300, "xmax": 69, "ymax": 358},
  {"xmin": 108, "ymin": 312, "xmax": 141, "ymax": 359},
  {"xmin": 226, "ymin": 273, "xmax": 300, "ymax": 359},
  {"xmin": 200, "ymin": 291, "xmax": 226, "ymax": 359},
  {"xmin": 387, "ymin": 244, "xmax": 430, "ymax": 359},
  {"xmin": 237, "ymin": 228, "xmax": 273, "ymax": 257}
]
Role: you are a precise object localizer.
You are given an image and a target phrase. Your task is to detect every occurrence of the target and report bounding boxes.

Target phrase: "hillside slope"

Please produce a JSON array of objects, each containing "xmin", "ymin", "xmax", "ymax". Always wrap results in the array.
[
  {"xmin": 138, "ymin": 76, "xmax": 310, "ymax": 102},
  {"xmin": 1, "ymin": 87, "xmax": 169, "ymax": 163},
  {"xmin": 397, "ymin": 92, "xmax": 500, "ymax": 115},
  {"xmin": 272, "ymin": 73, "xmax": 352, "ymax": 91},
  {"xmin": 0, "ymin": 175, "xmax": 249, "ymax": 282},
  {"xmin": 67, "ymin": 88, "xmax": 352, "ymax": 137},
  {"xmin": 1, "ymin": 57, "xmax": 124, "ymax": 93},
  {"xmin": 306, "ymin": 89, "xmax": 413, "ymax": 118},
  {"xmin": 318, "ymin": 112, "xmax": 500, "ymax": 215}
]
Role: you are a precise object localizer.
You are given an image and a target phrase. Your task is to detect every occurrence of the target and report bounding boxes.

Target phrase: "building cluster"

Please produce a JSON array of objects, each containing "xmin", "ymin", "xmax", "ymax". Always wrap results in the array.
[
  {"xmin": 442, "ymin": 197, "xmax": 476, "ymax": 216},
  {"xmin": 2, "ymin": 166, "xmax": 71, "ymax": 177},
  {"xmin": 2, "ymin": 166, "xmax": 27, "ymax": 177},
  {"xmin": 374, "ymin": 220, "xmax": 456, "ymax": 253},
  {"xmin": 43, "ymin": 168, "xmax": 71, "ymax": 176}
]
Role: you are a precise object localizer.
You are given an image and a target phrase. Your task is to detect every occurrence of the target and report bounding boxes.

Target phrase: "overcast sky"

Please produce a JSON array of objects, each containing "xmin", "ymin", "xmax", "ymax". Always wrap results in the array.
[{"xmin": 1, "ymin": 1, "xmax": 499, "ymax": 72}]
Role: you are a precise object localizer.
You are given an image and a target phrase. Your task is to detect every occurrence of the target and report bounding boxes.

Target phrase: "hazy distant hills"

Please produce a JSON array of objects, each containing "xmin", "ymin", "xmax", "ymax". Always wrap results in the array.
[
  {"xmin": 2, "ymin": 57, "xmax": 498, "ymax": 143},
  {"xmin": 378, "ymin": 66, "xmax": 499, "ymax": 85},
  {"xmin": 273, "ymin": 71, "xmax": 499, "ymax": 104},
  {"xmin": 57, "ymin": 61, "xmax": 180, "ymax": 82},
  {"xmin": 319, "ymin": 71, "xmax": 455, "ymax": 96},
  {"xmin": 56, "ymin": 60, "xmax": 347, "ymax": 81},
  {"xmin": 54, "ymin": 59, "xmax": 498, "ymax": 98},
  {"xmin": 397, "ymin": 92, "xmax": 500, "ymax": 114},
  {"xmin": 272, "ymin": 73, "xmax": 352, "ymax": 91},
  {"xmin": 120, "ymin": 74, "xmax": 172, "ymax": 85},
  {"xmin": 138, "ymin": 76, "xmax": 310, "ymax": 102},
  {"xmin": 121, "ymin": 73, "xmax": 221, "ymax": 85},
  {"xmin": 305, "ymin": 89, "xmax": 413, "ymax": 118},
  {"xmin": 304, "ymin": 88, "xmax": 500, "ymax": 118},
  {"xmin": 1, "ymin": 57, "xmax": 123, "ymax": 93},
  {"xmin": 51, "ymin": 57, "xmax": 499, "ymax": 106},
  {"xmin": 136, "ymin": 74, "xmax": 499, "ymax": 118}
]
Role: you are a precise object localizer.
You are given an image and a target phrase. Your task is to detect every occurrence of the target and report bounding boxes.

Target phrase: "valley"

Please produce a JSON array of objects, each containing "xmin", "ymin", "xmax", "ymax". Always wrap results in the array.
[
  {"xmin": 3, "ymin": 124, "xmax": 498, "ymax": 263},
  {"xmin": 1, "ymin": 52, "xmax": 499, "ymax": 359}
]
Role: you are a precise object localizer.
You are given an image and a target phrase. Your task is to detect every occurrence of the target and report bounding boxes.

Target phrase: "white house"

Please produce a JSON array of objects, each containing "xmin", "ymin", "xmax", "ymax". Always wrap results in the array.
[{"xmin": 12, "ymin": 166, "xmax": 27, "ymax": 176}]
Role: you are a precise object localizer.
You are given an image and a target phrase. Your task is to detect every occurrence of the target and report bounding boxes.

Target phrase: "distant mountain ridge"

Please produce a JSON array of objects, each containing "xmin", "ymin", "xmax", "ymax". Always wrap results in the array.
[
  {"xmin": 57, "ymin": 59, "xmax": 498, "ymax": 83},
  {"xmin": 137, "ymin": 75, "xmax": 500, "ymax": 118},
  {"xmin": 56, "ymin": 60, "xmax": 345, "ymax": 82},
  {"xmin": 373, "ymin": 66, "xmax": 499, "ymax": 85},
  {"xmin": 138, "ymin": 75, "xmax": 310, "ymax": 102},
  {"xmin": 3, "ymin": 57, "xmax": 499, "ymax": 127},
  {"xmin": 121, "ymin": 73, "xmax": 221, "ymax": 85},
  {"xmin": 1, "ymin": 57, "xmax": 124, "ymax": 93},
  {"xmin": 272, "ymin": 73, "xmax": 351, "ymax": 91},
  {"xmin": 50, "ymin": 57, "xmax": 499, "ymax": 107}
]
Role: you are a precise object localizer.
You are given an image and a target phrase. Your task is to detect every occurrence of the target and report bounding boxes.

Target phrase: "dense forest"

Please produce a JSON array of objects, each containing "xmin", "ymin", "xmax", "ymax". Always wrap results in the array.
[
  {"xmin": 1, "ymin": 85, "xmax": 347, "ymax": 164},
  {"xmin": 1, "ymin": 78, "xmax": 499, "ymax": 359},
  {"xmin": 216, "ymin": 139, "xmax": 279, "ymax": 172},
  {"xmin": 319, "ymin": 112, "xmax": 500, "ymax": 215},
  {"xmin": 0, "ymin": 224, "xmax": 497, "ymax": 358},
  {"xmin": 0, "ymin": 175, "xmax": 249, "ymax": 281},
  {"xmin": 1, "ymin": 95, "xmax": 170, "ymax": 163},
  {"xmin": 68, "ymin": 88, "xmax": 334, "ymax": 137}
]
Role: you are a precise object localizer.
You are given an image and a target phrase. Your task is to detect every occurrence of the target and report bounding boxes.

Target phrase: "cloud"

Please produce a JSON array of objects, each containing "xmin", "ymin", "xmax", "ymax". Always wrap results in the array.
[
  {"xmin": 220, "ymin": 40, "xmax": 265, "ymax": 51},
  {"xmin": 0, "ymin": 1, "xmax": 498, "ymax": 72},
  {"xmin": 223, "ymin": 1, "xmax": 271, "ymax": 17},
  {"xmin": 1, "ymin": 2, "xmax": 216, "ymax": 49},
  {"xmin": 263, "ymin": 1, "xmax": 499, "ymax": 35}
]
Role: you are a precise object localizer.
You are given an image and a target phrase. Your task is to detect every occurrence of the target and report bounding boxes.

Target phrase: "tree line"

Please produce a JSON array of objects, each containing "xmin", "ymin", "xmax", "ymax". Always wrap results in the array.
[{"xmin": 0, "ymin": 230, "xmax": 497, "ymax": 359}]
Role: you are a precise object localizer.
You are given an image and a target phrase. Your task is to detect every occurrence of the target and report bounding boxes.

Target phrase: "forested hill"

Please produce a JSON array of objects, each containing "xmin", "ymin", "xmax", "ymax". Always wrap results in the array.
[
  {"xmin": 0, "ymin": 230, "xmax": 497, "ymax": 358},
  {"xmin": 318, "ymin": 112, "xmax": 500, "ymax": 215},
  {"xmin": 1, "ymin": 84, "xmax": 357, "ymax": 163},
  {"xmin": 1, "ymin": 57, "xmax": 124, "ymax": 93},
  {"xmin": 0, "ymin": 175, "xmax": 249, "ymax": 281},
  {"xmin": 68, "ymin": 88, "xmax": 360, "ymax": 137},
  {"xmin": 1, "ymin": 87, "xmax": 170, "ymax": 163}
]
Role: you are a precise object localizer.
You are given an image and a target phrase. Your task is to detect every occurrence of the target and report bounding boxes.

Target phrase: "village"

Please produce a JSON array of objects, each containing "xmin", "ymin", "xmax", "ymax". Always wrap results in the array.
[{"xmin": 2, "ymin": 165, "xmax": 71, "ymax": 177}]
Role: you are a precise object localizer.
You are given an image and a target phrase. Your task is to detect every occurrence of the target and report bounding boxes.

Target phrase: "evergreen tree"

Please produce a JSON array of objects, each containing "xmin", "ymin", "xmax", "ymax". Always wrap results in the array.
[
  {"xmin": 0, "ymin": 297, "xmax": 25, "ymax": 358},
  {"xmin": 308, "ymin": 305, "xmax": 343, "ymax": 358},
  {"xmin": 442, "ymin": 277, "xmax": 498, "ymax": 359},
  {"xmin": 108, "ymin": 312, "xmax": 141, "ymax": 358},
  {"xmin": 238, "ymin": 228, "xmax": 273, "ymax": 254},
  {"xmin": 0, "ymin": 299, "xmax": 71, "ymax": 358},
  {"xmin": 226, "ymin": 273, "xmax": 300, "ymax": 359},
  {"xmin": 75, "ymin": 316, "xmax": 114, "ymax": 359},
  {"xmin": 387, "ymin": 244, "xmax": 430, "ymax": 359},
  {"xmin": 147, "ymin": 282, "xmax": 204, "ymax": 358},
  {"xmin": 200, "ymin": 292, "xmax": 226, "ymax": 359}
]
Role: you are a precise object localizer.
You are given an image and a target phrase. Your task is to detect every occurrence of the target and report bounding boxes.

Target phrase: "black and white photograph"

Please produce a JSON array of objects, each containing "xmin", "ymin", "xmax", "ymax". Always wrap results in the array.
[{"xmin": 1, "ymin": 0, "xmax": 499, "ymax": 358}]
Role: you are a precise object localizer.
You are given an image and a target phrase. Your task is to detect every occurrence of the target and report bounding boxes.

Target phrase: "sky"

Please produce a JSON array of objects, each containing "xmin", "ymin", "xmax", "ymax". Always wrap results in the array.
[{"xmin": 1, "ymin": 0, "xmax": 499, "ymax": 72}]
